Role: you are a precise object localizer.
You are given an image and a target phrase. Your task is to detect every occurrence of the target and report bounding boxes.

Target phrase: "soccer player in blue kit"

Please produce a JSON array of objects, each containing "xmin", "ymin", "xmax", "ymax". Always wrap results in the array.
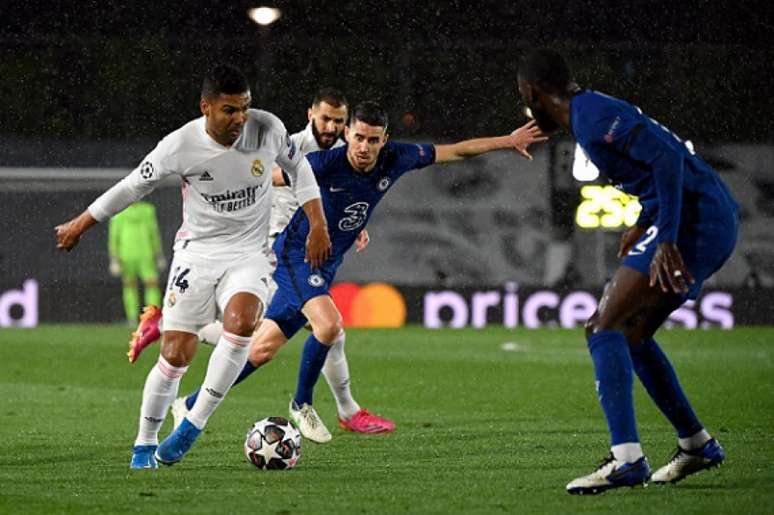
[
  {"xmin": 517, "ymin": 49, "xmax": 738, "ymax": 495},
  {"xmin": 157, "ymin": 100, "xmax": 546, "ymax": 462}
]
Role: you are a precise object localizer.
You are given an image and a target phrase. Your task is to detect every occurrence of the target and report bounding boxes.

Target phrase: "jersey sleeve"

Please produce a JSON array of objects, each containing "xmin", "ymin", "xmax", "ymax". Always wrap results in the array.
[
  {"xmin": 584, "ymin": 106, "xmax": 684, "ymax": 244},
  {"xmin": 392, "ymin": 142, "xmax": 436, "ymax": 177},
  {"xmin": 88, "ymin": 136, "xmax": 179, "ymax": 222},
  {"xmin": 275, "ymin": 129, "xmax": 320, "ymax": 206}
]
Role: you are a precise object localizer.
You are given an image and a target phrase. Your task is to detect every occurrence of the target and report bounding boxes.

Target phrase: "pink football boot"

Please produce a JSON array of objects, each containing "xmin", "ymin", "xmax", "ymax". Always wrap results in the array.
[
  {"xmin": 127, "ymin": 305, "xmax": 162, "ymax": 363},
  {"xmin": 338, "ymin": 409, "xmax": 395, "ymax": 434}
]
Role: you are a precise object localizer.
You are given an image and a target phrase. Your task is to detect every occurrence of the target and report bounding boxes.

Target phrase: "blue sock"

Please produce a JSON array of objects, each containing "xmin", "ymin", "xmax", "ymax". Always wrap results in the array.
[
  {"xmin": 293, "ymin": 335, "xmax": 330, "ymax": 407},
  {"xmin": 587, "ymin": 330, "xmax": 639, "ymax": 446},
  {"xmin": 630, "ymin": 337, "xmax": 703, "ymax": 438},
  {"xmin": 185, "ymin": 360, "xmax": 257, "ymax": 410}
]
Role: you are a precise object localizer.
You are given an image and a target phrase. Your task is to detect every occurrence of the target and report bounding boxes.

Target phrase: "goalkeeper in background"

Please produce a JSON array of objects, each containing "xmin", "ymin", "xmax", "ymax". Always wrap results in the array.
[{"xmin": 108, "ymin": 200, "xmax": 166, "ymax": 324}]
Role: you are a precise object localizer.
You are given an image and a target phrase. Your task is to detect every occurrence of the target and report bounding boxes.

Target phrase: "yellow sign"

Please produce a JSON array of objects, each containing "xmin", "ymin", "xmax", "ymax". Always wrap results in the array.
[
  {"xmin": 576, "ymin": 185, "xmax": 642, "ymax": 229},
  {"xmin": 250, "ymin": 159, "xmax": 264, "ymax": 177}
]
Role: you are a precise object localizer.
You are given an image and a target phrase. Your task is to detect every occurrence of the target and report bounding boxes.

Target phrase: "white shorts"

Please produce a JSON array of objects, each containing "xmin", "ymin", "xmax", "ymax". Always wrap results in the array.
[{"xmin": 162, "ymin": 249, "xmax": 272, "ymax": 334}]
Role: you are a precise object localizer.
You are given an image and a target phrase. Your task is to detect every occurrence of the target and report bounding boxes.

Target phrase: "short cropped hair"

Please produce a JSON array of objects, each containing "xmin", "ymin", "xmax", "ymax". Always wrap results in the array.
[
  {"xmin": 312, "ymin": 87, "xmax": 348, "ymax": 109},
  {"xmin": 350, "ymin": 101, "xmax": 388, "ymax": 130},
  {"xmin": 201, "ymin": 64, "xmax": 250, "ymax": 99},
  {"xmin": 519, "ymin": 49, "xmax": 574, "ymax": 96}
]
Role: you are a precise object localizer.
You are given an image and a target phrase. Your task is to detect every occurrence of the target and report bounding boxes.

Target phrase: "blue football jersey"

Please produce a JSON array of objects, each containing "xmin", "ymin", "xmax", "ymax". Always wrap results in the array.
[
  {"xmin": 275, "ymin": 141, "xmax": 436, "ymax": 269},
  {"xmin": 571, "ymin": 90, "xmax": 738, "ymax": 243}
]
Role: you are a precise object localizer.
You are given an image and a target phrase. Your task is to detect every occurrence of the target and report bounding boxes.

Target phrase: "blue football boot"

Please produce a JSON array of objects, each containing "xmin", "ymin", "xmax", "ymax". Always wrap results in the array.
[
  {"xmin": 130, "ymin": 445, "xmax": 158, "ymax": 469},
  {"xmin": 566, "ymin": 453, "xmax": 651, "ymax": 495},
  {"xmin": 651, "ymin": 438, "xmax": 725, "ymax": 484},
  {"xmin": 155, "ymin": 418, "xmax": 202, "ymax": 466}
]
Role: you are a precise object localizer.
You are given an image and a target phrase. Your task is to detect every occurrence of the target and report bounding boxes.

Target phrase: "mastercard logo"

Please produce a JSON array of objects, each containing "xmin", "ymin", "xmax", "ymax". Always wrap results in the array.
[{"xmin": 329, "ymin": 282, "xmax": 406, "ymax": 328}]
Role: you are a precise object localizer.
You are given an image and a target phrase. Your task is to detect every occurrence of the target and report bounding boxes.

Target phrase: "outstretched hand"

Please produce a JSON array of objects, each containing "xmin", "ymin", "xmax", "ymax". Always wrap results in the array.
[
  {"xmin": 355, "ymin": 229, "xmax": 370, "ymax": 253},
  {"xmin": 649, "ymin": 242, "xmax": 695, "ymax": 294},
  {"xmin": 55, "ymin": 218, "xmax": 84, "ymax": 251},
  {"xmin": 509, "ymin": 120, "xmax": 549, "ymax": 160},
  {"xmin": 55, "ymin": 211, "xmax": 97, "ymax": 252}
]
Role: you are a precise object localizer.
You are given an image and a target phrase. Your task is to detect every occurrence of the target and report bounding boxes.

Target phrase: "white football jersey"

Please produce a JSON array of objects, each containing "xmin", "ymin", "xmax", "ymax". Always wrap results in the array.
[
  {"xmin": 269, "ymin": 122, "xmax": 345, "ymax": 237},
  {"xmin": 89, "ymin": 110, "xmax": 320, "ymax": 259}
]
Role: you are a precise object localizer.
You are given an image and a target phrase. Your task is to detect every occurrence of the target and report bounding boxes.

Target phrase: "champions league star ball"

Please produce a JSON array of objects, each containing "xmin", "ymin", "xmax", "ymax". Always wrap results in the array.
[{"xmin": 244, "ymin": 416, "xmax": 302, "ymax": 470}]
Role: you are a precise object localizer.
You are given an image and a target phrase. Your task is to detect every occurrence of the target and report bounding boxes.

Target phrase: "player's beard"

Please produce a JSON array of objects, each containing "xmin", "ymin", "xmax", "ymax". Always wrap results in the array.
[
  {"xmin": 312, "ymin": 123, "xmax": 339, "ymax": 150},
  {"xmin": 529, "ymin": 106, "xmax": 560, "ymax": 134}
]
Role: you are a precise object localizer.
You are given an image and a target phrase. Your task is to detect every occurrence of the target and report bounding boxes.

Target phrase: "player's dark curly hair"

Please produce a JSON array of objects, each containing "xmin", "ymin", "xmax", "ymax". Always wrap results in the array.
[
  {"xmin": 313, "ymin": 87, "xmax": 348, "ymax": 109},
  {"xmin": 519, "ymin": 49, "xmax": 574, "ymax": 97},
  {"xmin": 350, "ymin": 101, "xmax": 388, "ymax": 130},
  {"xmin": 201, "ymin": 64, "xmax": 250, "ymax": 99}
]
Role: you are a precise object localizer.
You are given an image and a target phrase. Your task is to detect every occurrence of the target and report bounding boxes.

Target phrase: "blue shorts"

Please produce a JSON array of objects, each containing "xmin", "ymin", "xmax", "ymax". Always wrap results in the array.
[
  {"xmin": 265, "ymin": 255, "xmax": 337, "ymax": 339},
  {"xmin": 623, "ymin": 213, "xmax": 738, "ymax": 300}
]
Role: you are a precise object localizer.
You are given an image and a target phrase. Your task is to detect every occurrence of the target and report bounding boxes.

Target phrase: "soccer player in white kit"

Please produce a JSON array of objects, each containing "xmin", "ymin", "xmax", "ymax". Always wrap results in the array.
[
  {"xmin": 55, "ymin": 65, "xmax": 331, "ymax": 469},
  {"xmin": 179, "ymin": 88, "xmax": 395, "ymax": 442}
]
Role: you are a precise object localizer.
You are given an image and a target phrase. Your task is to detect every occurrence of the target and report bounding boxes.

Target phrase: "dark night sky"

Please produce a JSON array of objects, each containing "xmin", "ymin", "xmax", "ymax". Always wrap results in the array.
[{"xmin": 1, "ymin": 0, "xmax": 772, "ymax": 151}]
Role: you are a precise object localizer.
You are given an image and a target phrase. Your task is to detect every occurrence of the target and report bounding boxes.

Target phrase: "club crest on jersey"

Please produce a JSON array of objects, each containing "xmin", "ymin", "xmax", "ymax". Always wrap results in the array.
[
  {"xmin": 307, "ymin": 274, "xmax": 325, "ymax": 287},
  {"xmin": 377, "ymin": 177, "xmax": 391, "ymax": 191},
  {"xmin": 140, "ymin": 161, "xmax": 154, "ymax": 180},
  {"xmin": 250, "ymin": 159, "xmax": 264, "ymax": 177}
]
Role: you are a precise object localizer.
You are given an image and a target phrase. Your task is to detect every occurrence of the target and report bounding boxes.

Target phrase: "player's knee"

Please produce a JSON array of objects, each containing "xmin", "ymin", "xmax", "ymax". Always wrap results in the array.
[
  {"xmin": 584, "ymin": 312, "xmax": 600, "ymax": 340},
  {"xmin": 160, "ymin": 337, "xmax": 195, "ymax": 367},
  {"xmin": 223, "ymin": 312, "xmax": 257, "ymax": 337},
  {"xmin": 584, "ymin": 311, "xmax": 621, "ymax": 339},
  {"xmin": 313, "ymin": 318, "xmax": 343, "ymax": 345}
]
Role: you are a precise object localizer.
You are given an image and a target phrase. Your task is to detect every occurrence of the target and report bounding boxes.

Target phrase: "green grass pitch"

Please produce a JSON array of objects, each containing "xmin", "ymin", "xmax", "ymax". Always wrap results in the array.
[{"xmin": 1, "ymin": 325, "xmax": 773, "ymax": 514}]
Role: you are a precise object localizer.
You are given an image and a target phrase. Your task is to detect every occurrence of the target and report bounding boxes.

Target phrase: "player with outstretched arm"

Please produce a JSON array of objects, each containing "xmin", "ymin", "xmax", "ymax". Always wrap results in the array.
[
  {"xmin": 157, "ymin": 100, "xmax": 546, "ymax": 463},
  {"xmin": 55, "ymin": 64, "xmax": 330, "ymax": 469}
]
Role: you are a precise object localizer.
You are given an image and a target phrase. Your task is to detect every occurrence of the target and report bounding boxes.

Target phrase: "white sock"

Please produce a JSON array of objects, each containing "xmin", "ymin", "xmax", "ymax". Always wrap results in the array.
[
  {"xmin": 198, "ymin": 320, "xmax": 224, "ymax": 346},
  {"xmin": 187, "ymin": 331, "xmax": 251, "ymax": 429},
  {"xmin": 134, "ymin": 356, "xmax": 188, "ymax": 446},
  {"xmin": 611, "ymin": 442, "xmax": 644, "ymax": 463},
  {"xmin": 679, "ymin": 429, "xmax": 711, "ymax": 450},
  {"xmin": 321, "ymin": 331, "xmax": 360, "ymax": 419}
]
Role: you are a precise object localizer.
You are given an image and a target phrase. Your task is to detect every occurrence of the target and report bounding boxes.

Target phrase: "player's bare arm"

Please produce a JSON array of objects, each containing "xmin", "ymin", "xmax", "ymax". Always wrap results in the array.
[
  {"xmin": 272, "ymin": 166, "xmax": 287, "ymax": 186},
  {"xmin": 301, "ymin": 198, "xmax": 331, "ymax": 267},
  {"xmin": 433, "ymin": 119, "xmax": 547, "ymax": 163},
  {"xmin": 55, "ymin": 210, "xmax": 99, "ymax": 251}
]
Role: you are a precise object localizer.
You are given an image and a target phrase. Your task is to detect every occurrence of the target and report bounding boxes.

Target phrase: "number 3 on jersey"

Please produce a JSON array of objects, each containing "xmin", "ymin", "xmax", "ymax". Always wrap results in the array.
[{"xmin": 339, "ymin": 202, "xmax": 370, "ymax": 231}]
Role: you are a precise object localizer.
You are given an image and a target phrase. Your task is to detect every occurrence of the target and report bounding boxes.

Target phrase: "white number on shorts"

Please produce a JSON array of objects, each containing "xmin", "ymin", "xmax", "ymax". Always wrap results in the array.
[{"xmin": 629, "ymin": 225, "xmax": 659, "ymax": 256}]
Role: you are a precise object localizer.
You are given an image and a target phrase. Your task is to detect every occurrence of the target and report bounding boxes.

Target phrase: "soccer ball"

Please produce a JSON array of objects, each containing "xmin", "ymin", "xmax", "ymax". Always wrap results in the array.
[{"xmin": 244, "ymin": 416, "xmax": 302, "ymax": 470}]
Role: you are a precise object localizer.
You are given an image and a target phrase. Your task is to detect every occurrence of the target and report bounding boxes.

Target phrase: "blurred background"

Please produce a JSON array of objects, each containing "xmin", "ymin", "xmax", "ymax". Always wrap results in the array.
[{"xmin": 1, "ymin": 0, "xmax": 773, "ymax": 328}]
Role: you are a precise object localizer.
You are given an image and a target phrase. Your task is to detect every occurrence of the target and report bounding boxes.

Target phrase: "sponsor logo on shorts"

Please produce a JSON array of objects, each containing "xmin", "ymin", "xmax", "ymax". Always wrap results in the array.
[
  {"xmin": 308, "ymin": 274, "xmax": 325, "ymax": 287},
  {"xmin": 166, "ymin": 292, "xmax": 176, "ymax": 307}
]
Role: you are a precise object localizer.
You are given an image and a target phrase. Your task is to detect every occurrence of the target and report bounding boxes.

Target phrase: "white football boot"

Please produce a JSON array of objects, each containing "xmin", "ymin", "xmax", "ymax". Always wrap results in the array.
[
  {"xmin": 651, "ymin": 439, "xmax": 725, "ymax": 484},
  {"xmin": 566, "ymin": 453, "xmax": 651, "ymax": 495},
  {"xmin": 289, "ymin": 400, "xmax": 332, "ymax": 443},
  {"xmin": 171, "ymin": 396, "xmax": 189, "ymax": 431}
]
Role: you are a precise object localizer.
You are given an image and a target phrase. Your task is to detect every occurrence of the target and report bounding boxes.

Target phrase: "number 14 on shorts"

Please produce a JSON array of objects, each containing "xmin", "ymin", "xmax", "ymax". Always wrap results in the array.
[{"xmin": 168, "ymin": 265, "xmax": 191, "ymax": 294}]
